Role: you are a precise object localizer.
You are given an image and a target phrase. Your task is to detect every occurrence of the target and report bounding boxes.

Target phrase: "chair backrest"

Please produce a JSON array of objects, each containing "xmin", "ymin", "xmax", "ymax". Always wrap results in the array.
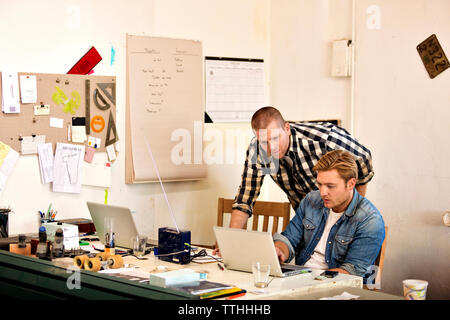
[
  {"xmin": 374, "ymin": 226, "xmax": 388, "ymax": 286},
  {"xmin": 365, "ymin": 226, "xmax": 388, "ymax": 290},
  {"xmin": 217, "ymin": 198, "xmax": 291, "ymax": 235}
]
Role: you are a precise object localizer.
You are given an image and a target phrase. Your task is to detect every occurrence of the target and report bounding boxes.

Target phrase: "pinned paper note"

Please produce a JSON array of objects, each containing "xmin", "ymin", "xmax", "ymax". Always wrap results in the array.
[
  {"xmin": 72, "ymin": 117, "xmax": 87, "ymax": 143},
  {"xmin": 81, "ymin": 161, "xmax": 112, "ymax": 188},
  {"xmin": 106, "ymin": 144, "xmax": 116, "ymax": 162},
  {"xmin": 53, "ymin": 143, "xmax": 84, "ymax": 193},
  {"xmin": 1, "ymin": 72, "xmax": 20, "ymax": 113},
  {"xmin": 0, "ymin": 141, "xmax": 19, "ymax": 196},
  {"xmin": 34, "ymin": 104, "xmax": 50, "ymax": 116},
  {"xmin": 87, "ymin": 136, "xmax": 101, "ymax": 148},
  {"xmin": 84, "ymin": 146, "xmax": 95, "ymax": 163},
  {"xmin": 20, "ymin": 135, "xmax": 46, "ymax": 155},
  {"xmin": 19, "ymin": 75, "xmax": 37, "ymax": 103},
  {"xmin": 37, "ymin": 143, "xmax": 54, "ymax": 184},
  {"xmin": 50, "ymin": 117, "xmax": 64, "ymax": 128}
]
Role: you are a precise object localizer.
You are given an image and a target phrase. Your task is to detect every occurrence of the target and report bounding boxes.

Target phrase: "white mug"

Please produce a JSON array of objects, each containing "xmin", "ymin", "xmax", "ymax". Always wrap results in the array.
[{"xmin": 443, "ymin": 211, "xmax": 450, "ymax": 227}]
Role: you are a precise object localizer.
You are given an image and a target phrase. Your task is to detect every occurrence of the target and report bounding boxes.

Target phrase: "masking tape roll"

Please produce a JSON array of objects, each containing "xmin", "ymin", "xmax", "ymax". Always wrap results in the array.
[
  {"xmin": 108, "ymin": 255, "xmax": 124, "ymax": 269},
  {"xmin": 74, "ymin": 255, "xmax": 89, "ymax": 268},
  {"xmin": 85, "ymin": 257, "xmax": 102, "ymax": 272}
]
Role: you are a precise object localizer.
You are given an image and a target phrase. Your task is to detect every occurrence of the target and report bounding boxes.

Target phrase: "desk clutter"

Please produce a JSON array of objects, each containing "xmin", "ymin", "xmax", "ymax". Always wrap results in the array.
[
  {"xmin": 74, "ymin": 252, "xmax": 124, "ymax": 272},
  {"xmin": 2, "ymin": 218, "xmax": 244, "ymax": 300}
]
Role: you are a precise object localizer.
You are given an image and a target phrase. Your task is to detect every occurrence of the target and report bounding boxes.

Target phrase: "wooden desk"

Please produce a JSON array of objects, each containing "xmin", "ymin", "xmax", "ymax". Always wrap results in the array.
[
  {"xmin": 55, "ymin": 245, "xmax": 363, "ymax": 300},
  {"xmin": 272, "ymin": 286, "xmax": 404, "ymax": 300},
  {"xmin": 3, "ymin": 242, "xmax": 364, "ymax": 300}
]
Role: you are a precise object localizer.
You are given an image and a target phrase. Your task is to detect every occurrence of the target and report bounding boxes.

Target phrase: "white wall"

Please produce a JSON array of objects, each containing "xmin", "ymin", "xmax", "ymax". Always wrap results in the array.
[
  {"xmin": 270, "ymin": 0, "xmax": 450, "ymax": 299},
  {"xmin": 270, "ymin": 0, "xmax": 353, "ymax": 127},
  {"xmin": 353, "ymin": 0, "xmax": 450, "ymax": 299},
  {"xmin": 0, "ymin": 0, "xmax": 270, "ymax": 247}
]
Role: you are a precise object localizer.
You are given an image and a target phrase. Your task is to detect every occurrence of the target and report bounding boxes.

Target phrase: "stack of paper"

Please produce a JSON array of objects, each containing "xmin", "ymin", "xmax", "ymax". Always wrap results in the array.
[
  {"xmin": 0, "ymin": 141, "xmax": 19, "ymax": 196},
  {"xmin": 169, "ymin": 280, "xmax": 245, "ymax": 300},
  {"xmin": 149, "ymin": 269, "xmax": 202, "ymax": 287}
]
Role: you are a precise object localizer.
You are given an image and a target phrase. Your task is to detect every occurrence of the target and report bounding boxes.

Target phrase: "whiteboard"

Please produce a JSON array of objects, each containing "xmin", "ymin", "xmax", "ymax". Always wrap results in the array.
[{"xmin": 125, "ymin": 35, "xmax": 207, "ymax": 183}]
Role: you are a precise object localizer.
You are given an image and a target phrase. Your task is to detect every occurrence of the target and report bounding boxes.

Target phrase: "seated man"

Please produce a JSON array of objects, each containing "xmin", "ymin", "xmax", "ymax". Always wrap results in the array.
[{"xmin": 274, "ymin": 150, "xmax": 385, "ymax": 281}]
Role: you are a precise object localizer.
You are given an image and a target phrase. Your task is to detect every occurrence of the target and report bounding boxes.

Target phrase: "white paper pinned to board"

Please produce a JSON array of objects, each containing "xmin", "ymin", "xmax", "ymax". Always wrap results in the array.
[
  {"xmin": 37, "ymin": 143, "xmax": 54, "ymax": 184},
  {"xmin": 53, "ymin": 143, "xmax": 84, "ymax": 193},
  {"xmin": 19, "ymin": 75, "xmax": 38, "ymax": 103},
  {"xmin": 81, "ymin": 161, "xmax": 112, "ymax": 188},
  {"xmin": 21, "ymin": 135, "xmax": 46, "ymax": 155}
]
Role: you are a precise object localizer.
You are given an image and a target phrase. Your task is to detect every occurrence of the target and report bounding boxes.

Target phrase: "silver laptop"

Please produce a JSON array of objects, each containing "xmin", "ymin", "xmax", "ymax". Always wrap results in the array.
[
  {"xmin": 86, "ymin": 201, "xmax": 139, "ymax": 249},
  {"xmin": 213, "ymin": 226, "xmax": 311, "ymax": 278}
]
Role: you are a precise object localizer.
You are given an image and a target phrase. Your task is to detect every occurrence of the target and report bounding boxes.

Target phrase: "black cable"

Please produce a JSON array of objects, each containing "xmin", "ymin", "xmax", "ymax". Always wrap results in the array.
[{"xmin": 189, "ymin": 249, "xmax": 222, "ymax": 263}]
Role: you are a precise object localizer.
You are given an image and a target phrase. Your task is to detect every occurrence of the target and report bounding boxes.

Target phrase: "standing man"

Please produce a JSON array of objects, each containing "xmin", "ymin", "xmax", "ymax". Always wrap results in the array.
[
  {"xmin": 274, "ymin": 150, "xmax": 385, "ymax": 279},
  {"xmin": 230, "ymin": 106, "xmax": 374, "ymax": 229}
]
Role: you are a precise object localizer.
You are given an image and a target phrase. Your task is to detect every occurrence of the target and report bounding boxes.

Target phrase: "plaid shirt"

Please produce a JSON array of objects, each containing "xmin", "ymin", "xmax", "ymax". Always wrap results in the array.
[{"xmin": 233, "ymin": 122, "xmax": 374, "ymax": 216}]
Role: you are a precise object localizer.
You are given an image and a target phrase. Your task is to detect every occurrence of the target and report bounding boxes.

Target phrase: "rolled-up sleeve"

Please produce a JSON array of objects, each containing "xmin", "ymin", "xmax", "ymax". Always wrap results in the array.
[{"xmin": 232, "ymin": 139, "xmax": 265, "ymax": 217}]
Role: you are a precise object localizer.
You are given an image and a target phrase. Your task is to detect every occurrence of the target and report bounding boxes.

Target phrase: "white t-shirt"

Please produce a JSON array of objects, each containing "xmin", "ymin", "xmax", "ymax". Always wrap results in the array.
[{"xmin": 304, "ymin": 209, "xmax": 344, "ymax": 269}]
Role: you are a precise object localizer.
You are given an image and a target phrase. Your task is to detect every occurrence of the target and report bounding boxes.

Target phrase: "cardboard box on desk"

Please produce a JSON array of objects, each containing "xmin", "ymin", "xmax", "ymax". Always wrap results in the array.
[
  {"xmin": 56, "ymin": 218, "xmax": 96, "ymax": 234},
  {"xmin": 42, "ymin": 222, "xmax": 79, "ymax": 249}
]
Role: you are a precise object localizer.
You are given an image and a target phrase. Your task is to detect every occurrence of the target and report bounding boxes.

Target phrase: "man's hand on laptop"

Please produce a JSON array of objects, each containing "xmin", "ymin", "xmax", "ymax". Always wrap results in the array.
[
  {"xmin": 212, "ymin": 244, "xmax": 221, "ymax": 257},
  {"xmin": 274, "ymin": 241, "xmax": 289, "ymax": 263}
]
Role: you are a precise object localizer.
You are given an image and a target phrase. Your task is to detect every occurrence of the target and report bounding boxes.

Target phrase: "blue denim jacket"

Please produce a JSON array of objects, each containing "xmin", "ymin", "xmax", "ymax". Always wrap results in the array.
[{"xmin": 273, "ymin": 190, "xmax": 385, "ymax": 279}]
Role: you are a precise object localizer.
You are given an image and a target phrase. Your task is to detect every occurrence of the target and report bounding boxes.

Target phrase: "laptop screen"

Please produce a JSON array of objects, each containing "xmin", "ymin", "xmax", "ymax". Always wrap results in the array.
[
  {"xmin": 213, "ymin": 226, "xmax": 284, "ymax": 276},
  {"xmin": 86, "ymin": 201, "xmax": 139, "ymax": 249}
]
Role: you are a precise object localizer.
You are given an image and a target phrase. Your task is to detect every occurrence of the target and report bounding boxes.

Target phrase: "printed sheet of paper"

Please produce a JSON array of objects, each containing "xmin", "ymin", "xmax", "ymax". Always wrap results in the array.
[
  {"xmin": 81, "ymin": 161, "xmax": 112, "ymax": 188},
  {"xmin": 21, "ymin": 135, "xmax": 46, "ymax": 155},
  {"xmin": 87, "ymin": 136, "xmax": 101, "ymax": 149},
  {"xmin": 72, "ymin": 125, "xmax": 87, "ymax": 143},
  {"xmin": 205, "ymin": 58, "xmax": 265, "ymax": 122},
  {"xmin": 106, "ymin": 144, "xmax": 116, "ymax": 162},
  {"xmin": 53, "ymin": 143, "xmax": 84, "ymax": 193},
  {"xmin": 37, "ymin": 143, "xmax": 54, "ymax": 184},
  {"xmin": 1, "ymin": 72, "xmax": 20, "ymax": 113},
  {"xmin": 19, "ymin": 75, "xmax": 37, "ymax": 103},
  {"xmin": 0, "ymin": 141, "xmax": 19, "ymax": 196},
  {"xmin": 50, "ymin": 117, "xmax": 64, "ymax": 128}
]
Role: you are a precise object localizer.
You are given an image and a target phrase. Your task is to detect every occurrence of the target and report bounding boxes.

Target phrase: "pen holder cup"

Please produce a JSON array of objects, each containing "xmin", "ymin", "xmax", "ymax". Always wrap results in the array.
[{"xmin": 40, "ymin": 218, "xmax": 55, "ymax": 224}]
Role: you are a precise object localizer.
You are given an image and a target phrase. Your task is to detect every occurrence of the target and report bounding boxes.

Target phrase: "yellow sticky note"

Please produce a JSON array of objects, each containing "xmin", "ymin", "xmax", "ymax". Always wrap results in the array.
[{"xmin": 0, "ymin": 141, "xmax": 12, "ymax": 167}]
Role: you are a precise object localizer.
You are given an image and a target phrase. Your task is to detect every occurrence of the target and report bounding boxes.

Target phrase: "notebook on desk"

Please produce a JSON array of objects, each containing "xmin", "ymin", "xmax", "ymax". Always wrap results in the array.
[
  {"xmin": 213, "ymin": 226, "xmax": 311, "ymax": 278},
  {"xmin": 86, "ymin": 201, "xmax": 139, "ymax": 249}
]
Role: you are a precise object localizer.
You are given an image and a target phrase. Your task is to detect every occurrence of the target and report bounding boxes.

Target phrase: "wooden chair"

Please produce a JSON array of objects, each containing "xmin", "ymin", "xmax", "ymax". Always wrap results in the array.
[
  {"xmin": 364, "ymin": 226, "xmax": 388, "ymax": 290},
  {"xmin": 217, "ymin": 198, "xmax": 291, "ymax": 235}
]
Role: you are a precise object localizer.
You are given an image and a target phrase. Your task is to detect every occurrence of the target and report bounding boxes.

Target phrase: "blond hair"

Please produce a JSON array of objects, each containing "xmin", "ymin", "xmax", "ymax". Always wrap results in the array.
[
  {"xmin": 251, "ymin": 106, "xmax": 286, "ymax": 130},
  {"xmin": 313, "ymin": 150, "xmax": 358, "ymax": 182}
]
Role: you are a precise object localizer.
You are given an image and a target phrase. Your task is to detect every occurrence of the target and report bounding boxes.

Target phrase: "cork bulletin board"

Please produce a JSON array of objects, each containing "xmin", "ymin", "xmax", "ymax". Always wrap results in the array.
[{"xmin": 0, "ymin": 72, "xmax": 117, "ymax": 153}]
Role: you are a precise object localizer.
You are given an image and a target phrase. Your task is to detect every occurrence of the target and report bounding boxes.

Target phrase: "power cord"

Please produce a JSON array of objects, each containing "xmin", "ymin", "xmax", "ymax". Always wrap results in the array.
[{"xmin": 189, "ymin": 248, "xmax": 222, "ymax": 263}]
